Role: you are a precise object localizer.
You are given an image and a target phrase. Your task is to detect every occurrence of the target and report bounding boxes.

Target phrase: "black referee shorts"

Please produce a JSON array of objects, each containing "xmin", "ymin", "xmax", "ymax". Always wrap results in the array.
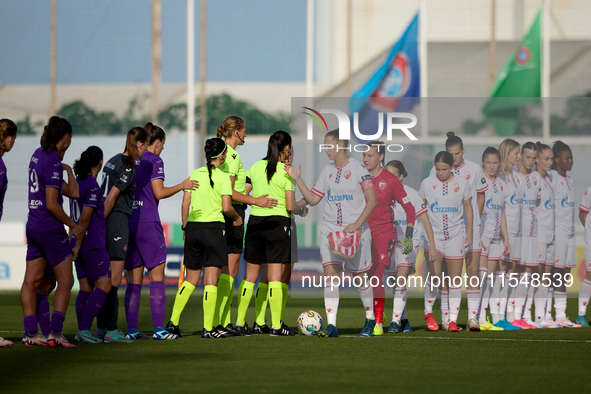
[
  {"xmin": 244, "ymin": 215, "xmax": 291, "ymax": 264},
  {"xmin": 224, "ymin": 203, "xmax": 245, "ymax": 254},
  {"xmin": 184, "ymin": 222, "xmax": 228, "ymax": 269}
]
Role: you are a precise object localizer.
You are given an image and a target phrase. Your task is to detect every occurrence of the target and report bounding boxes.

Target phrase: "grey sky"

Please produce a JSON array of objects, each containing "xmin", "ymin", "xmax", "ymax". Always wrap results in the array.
[{"xmin": 0, "ymin": 0, "xmax": 306, "ymax": 84}]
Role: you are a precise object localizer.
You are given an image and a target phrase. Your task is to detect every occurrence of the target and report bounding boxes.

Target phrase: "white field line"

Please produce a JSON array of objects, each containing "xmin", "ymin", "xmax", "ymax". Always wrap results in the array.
[{"xmin": 339, "ymin": 335, "xmax": 591, "ymax": 343}]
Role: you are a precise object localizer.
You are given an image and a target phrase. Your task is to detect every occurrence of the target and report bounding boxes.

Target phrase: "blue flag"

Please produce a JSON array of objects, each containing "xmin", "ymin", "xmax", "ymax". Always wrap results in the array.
[{"xmin": 350, "ymin": 13, "xmax": 420, "ymax": 140}]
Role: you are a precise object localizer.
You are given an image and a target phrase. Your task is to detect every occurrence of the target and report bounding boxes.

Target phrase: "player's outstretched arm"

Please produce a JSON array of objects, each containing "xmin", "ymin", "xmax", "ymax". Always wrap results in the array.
[
  {"xmin": 152, "ymin": 178, "xmax": 198, "ymax": 200},
  {"xmin": 288, "ymin": 164, "xmax": 322, "ymax": 207}
]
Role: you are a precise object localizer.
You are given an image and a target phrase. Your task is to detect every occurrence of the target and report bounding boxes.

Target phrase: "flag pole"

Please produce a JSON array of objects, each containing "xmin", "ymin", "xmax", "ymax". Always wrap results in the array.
[
  {"xmin": 346, "ymin": 0, "xmax": 352, "ymax": 96},
  {"xmin": 542, "ymin": 0, "xmax": 550, "ymax": 141},
  {"xmin": 187, "ymin": 0, "xmax": 195, "ymax": 175},
  {"xmin": 489, "ymin": 0, "xmax": 497, "ymax": 89},
  {"xmin": 304, "ymin": 0, "xmax": 314, "ymax": 248},
  {"xmin": 419, "ymin": 0, "xmax": 428, "ymax": 139},
  {"xmin": 152, "ymin": 0, "xmax": 162, "ymax": 122},
  {"xmin": 199, "ymin": 0, "xmax": 207, "ymax": 166},
  {"xmin": 50, "ymin": 0, "xmax": 56, "ymax": 116}
]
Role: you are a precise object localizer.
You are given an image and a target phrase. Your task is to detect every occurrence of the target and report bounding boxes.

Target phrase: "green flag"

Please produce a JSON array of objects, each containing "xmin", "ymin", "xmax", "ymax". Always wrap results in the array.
[{"xmin": 482, "ymin": 8, "xmax": 542, "ymax": 136}]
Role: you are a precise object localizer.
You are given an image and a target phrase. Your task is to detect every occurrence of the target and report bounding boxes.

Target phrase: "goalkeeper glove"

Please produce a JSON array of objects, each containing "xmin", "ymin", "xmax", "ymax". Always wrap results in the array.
[{"xmin": 400, "ymin": 227, "xmax": 414, "ymax": 255}]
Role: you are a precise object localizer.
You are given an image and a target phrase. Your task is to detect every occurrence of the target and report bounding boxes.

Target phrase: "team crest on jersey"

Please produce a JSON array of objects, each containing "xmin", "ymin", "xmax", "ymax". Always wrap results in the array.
[
  {"xmin": 539, "ymin": 251, "xmax": 543, "ymax": 259},
  {"xmin": 329, "ymin": 174, "xmax": 332, "ymax": 179},
  {"xmin": 534, "ymin": 178, "xmax": 538, "ymax": 186},
  {"xmin": 432, "ymin": 185, "xmax": 437, "ymax": 190},
  {"xmin": 379, "ymin": 180, "xmax": 387, "ymax": 190},
  {"xmin": 500, "ymin": 184, "xmax": 503, "ymax": 191},
  {"xmin": 344, "ymin": 170, "xmax": 352, "ymax": 180},
  {"xmin": 453, "ymin": 183, "xmax": 460, "ymax": 193},
  {"xmin": 555, "ymin": 256, "xmax": 560, "ymax": 263},
  {"xmin": 464, "ymin": 171, "xmax": 471, "ymax": 180}
]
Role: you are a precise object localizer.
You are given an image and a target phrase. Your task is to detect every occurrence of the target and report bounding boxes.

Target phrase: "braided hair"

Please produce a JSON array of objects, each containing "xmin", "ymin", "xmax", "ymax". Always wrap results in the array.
[{"xmin": 204, "ymin": 138, "xmax": 227, "ymax": 188}]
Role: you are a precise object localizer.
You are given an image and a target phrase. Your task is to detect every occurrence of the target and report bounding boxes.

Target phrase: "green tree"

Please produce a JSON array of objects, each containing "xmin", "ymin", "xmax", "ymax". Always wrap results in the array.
[{"xmin": 14, "ymin": 115, "xmax": 41, "ymax": 135}]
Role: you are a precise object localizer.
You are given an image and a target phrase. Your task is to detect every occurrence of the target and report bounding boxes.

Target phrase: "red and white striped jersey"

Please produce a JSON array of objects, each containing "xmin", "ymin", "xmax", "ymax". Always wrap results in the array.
[
  {"xmin": 513, "ymin": 166, "xmax": 542, "ymax": 238},
  {"xmin": 430, "ymin": 159, "xmax": 488, "ymax": 230},
  {"xmin": 311, "ymin": 158, "xmax": 374, "ymax": 231},
  {"xmin": 579, "ymin": 186, "xmax": 591, "ymax": 246},
  {"xmin": 537, "ymin": 173, "xmax": 555, "ymax": 245},
  {"xmin": 550, "ymin": 170, "xmax": 575, "ymax": 238},
  {"xmin": 419, "ymin": 174, "xmax": 471, "ymax": 241},
  {"xmin": 480, "ymin": 174, "xmax": 506, "ymax": 244},
  {"xmin": 502, "ymin": 170, "xmax": 523, "ymax": 237}
]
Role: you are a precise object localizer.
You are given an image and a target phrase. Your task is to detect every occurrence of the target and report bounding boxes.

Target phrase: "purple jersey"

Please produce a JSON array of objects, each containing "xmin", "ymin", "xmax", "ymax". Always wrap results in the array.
[
  {"xmin": 0, "ymin": 157, "xmax": 7, "ymax": 221},
  {"xmin": 129, "ymin": 151, "xmax": 164, "ymax": 224},
  {"xmin": 70, "ymin": 176, "xmax": 106, "ymax": 251},
  {"xmin": 27, "ymin": 148, "xmax": 64, "ymax": 231}
]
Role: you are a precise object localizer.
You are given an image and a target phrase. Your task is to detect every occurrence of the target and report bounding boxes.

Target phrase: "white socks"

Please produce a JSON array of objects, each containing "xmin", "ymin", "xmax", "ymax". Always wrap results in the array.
[
  {"xmin": 449, "ymin": 286, "xmax": 462, "ymax": 323},
  {"xmin": 424, "ymin": 280, "xmax": 437, "ymax": 314},
  {"xmin": 578, "ymin": 279, "xmax": 591, "ymax": 316},
  {"xmin": 392, "ymin": 286, "xmax": 407, "ymax": 324},
  {"xmin": 554, "ymin": 291, "xmax": 567, "ymax": 320},
  {"xmin": 324, "ymin": 286, "xmax": 339, "ymax": 327}
]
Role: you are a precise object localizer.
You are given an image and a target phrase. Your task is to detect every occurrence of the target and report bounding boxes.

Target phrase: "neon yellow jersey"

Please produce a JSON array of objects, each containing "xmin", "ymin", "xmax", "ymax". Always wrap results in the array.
[
  {"xmin": 187, "ymin": 167, "xmax": 232, "ymax": 223},
  {"xmin": 247, "ymin": 159, "xmax": 294, "ymax": 218},
  {"xmin": 220, "ymin": 145, "xmax": 246, "ymax": 205}
]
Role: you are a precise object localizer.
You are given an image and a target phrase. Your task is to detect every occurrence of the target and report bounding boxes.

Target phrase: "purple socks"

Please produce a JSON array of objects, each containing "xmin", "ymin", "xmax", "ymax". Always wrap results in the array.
[
  {"xmin": 80, "ymin": 288, "xmax": 107, "ymax": 331},
  {"xmin": 36, "ymin": 294, "xmax": 50, "ymax": 336},
  {"xmin": 50, "ymin": 311, "xmax": 66, "ymax": 335},
  {"xmin": 24, "ymin": 315, "xmax": 38, "ymax": 337},
  {"xmin": 149, "ymin": 281, "xmax": 166, "ymax": 328},
  {"xmin": 125, "ymin": 283, "xmax": 142, "ymax": 330},
  {"xmin": 75, "ymin": 291, "xmax": 91, "ymax": 330}
]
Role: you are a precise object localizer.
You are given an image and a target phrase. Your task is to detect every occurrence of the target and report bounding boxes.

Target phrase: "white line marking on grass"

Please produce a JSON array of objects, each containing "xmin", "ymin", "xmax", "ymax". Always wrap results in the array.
[{"xmin": 339, "ymin": 335, "xmax": 591, "ymax": 343}]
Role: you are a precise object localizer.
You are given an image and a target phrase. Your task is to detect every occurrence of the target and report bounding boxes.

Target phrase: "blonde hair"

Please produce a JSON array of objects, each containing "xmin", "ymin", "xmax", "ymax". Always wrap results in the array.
[
  {"xmin": 216, "ymin": 116, "xmax": 245, "ymax": 140},
  {"xmin": 498, "ymin": 138, "xmax": 520, "ymax": 177}
]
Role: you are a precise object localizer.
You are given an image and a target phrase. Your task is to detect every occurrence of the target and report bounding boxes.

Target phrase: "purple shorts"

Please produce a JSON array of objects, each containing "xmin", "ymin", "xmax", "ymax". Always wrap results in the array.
[
  {"xmin": 124, "ymin": 222, "xmax": 166, "ymax": 271},
  {"xmin": 75, "ymin": 248, "xmax": 111, "ymax": 282},
  {"xmin": 26, "ymin": 227, "xmax": 72, "ymax": 267}
]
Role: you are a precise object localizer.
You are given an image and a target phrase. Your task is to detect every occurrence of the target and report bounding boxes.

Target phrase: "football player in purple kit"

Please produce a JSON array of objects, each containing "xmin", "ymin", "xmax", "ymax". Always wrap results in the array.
[
  {"xmin": 0, "ymin": 118, "xmax": 17, "ymax": 348},
  {"xmin": 69, "ymin": 146, "xmax": 114, "ymax": 344},
  {"xmin": 124, "ymin": 123, "xmax": 198, "ymax": 340},
  {"xmin": 21, "ymin": 116, "xmax": 83, "ymax": 348}
]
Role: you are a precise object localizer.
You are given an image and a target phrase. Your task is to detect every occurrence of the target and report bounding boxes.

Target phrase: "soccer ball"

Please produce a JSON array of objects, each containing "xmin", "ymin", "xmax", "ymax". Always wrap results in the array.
[{"xmin": 297, "ymin": 310, "xmax": 323, "ymax": 336}]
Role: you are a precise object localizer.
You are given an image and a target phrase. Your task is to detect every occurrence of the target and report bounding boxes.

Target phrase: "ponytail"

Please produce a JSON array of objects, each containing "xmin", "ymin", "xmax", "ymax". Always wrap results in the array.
[
  {"xmin": 41, "ymin": 116, "xmax": 72, "ymax": 152},
  {"xmin": 144, "ymin": 122, "xmax": 166, "ymax": 146},
  {"xmin": 74, "ymin": 146, "xmax": 103, "ymax": 180},
  {"xmin": 204, "ymin": 138, "xmax": 227, "ymax": 188},
  {"xmin": 216, "ymin": 116, "xmax": 245, "ymax": 139},
  {"xmin": 386, "ymin": 160, "xmax": 408, "ymax": 178},
  {"xmin": 264, "ymin": 131, "xmax": 292, "ymax": 183},
  {"xmin": 124, "ymin": 127, "xmax": 149, "ymax": 168}
]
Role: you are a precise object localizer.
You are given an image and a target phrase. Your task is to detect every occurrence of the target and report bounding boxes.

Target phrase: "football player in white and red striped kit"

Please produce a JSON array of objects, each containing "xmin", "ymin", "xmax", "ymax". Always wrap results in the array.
[
  {"xmin": 577, "ymin": 186, "xmax": 591, "ymax": 327},
  {"xmin": 428, "ymin": 133, "xmax": 487, "ymax": 331},
  {"xmin": 512, "ymin": 142, "xmax": 542, "ymax": 329},
  {"xmin": 549, "ymin": 141, "xmax": 581, "ymax": 327},
  {"xmin": 478, "ymin": 147, "xmax": 510, "ymax": 331},
  {"xmin": 385, "ymin": 160, "xmax": 437, "ymax": 333},
  {"xmin": 533, "ymin": 142, "xmax": 561, "ymax": 328},
  {"xmin": 421, "ymin": 151, "xmax": 473, "ymax": 332},
  {"xmin": 291, "ymin": 129, "xmax": 378, "ymax": 337},
  {"xmin": 498, "ymin": 139, "xmax": 523, "ymax": 329}
]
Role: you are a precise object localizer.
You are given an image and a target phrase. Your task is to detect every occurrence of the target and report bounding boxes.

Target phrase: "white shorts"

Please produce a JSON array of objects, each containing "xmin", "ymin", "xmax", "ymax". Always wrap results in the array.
[
  {"xmin": 481, "ymin": 238, "xmax": 503, "ymax": 261},
  {"xmin": 385, "ymin": 243, "xmax": 418, "ymax": 276},
  {"xmin": 434, "ymin": 231, "xmax": 466, "ymax": 261},
  {"xmin": 519, "ymin": 236, "xmax": 539, "ymax": 267},
  {"xmin": 466, "ymin": 224, "xmax": 482, "ymax": 254},
  {"xmin": 502, "ymin": 235, "xmax": 521, "ymax": 263},
  {"xmin": 320, "ymin": 224, "xmax": 372, "ymax": 274},
  {"xmin": 555, "ymin": 236, "xmax": 576, "ymax": 269},
  {"xmin": 538, "ymin": 242, "xmax": 556, "ymax": 266},
  {"xmin": 585, "ymin": 243, "xmax": 591, "ymax": 272}
]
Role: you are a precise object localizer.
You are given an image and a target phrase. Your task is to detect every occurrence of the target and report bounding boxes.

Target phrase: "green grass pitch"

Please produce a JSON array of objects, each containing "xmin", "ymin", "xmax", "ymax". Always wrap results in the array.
[{"xmin": 1, "ymin": 290, "xmax": 590, "ymax": 394}]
